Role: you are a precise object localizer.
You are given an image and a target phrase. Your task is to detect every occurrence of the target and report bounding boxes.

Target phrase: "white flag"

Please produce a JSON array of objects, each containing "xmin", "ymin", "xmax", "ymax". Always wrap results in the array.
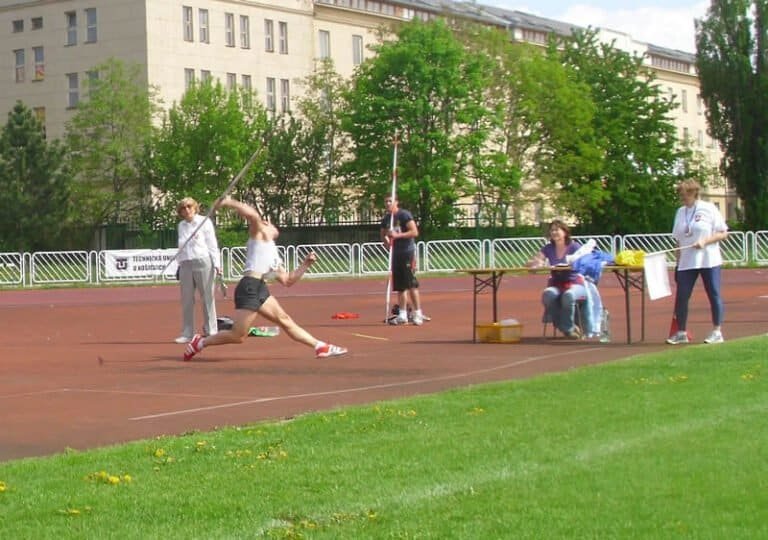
[{"xmin": 644, "ymin": 252, "xmax": 672, "ymax": 300}]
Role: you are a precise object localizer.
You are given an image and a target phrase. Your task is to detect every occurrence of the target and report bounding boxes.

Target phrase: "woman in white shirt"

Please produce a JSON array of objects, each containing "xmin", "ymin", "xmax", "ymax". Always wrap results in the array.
[
  {"xmin": 666, "ymin": 180, "xmax": 728, "ymax": 345},
  {"xmin": 175, "ymin": 197, "xmax": 221, "ymax": 343}
]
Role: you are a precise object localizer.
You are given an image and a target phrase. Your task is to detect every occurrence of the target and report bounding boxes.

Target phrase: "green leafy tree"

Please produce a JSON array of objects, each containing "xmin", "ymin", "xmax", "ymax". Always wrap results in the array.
[
  {"xmin": 342, "ymin": 19, "xmax": 496, "ymax": 233},
  {"xmin": 146, "ymin": 80, "xmax": 268, "ymax": 227},
  {"xmin": 552, "ymin": 30, "xmax": 687, "ymax": 233},
  {"xmin": 465, "ymin": 26, "xmax": 602, "ymax": 226},
  {"xmin": 696, "ymin": 0, "xmax": 768, "ymax": 230},
  {"xmin": 246, "ymin": 60, "xmax": 350, "ymax": 225},
  {"xmin": 65, "ymin": 58, "xmax": 159, "ymax": 227},
  {"xmin": 0, "ymin": 102, "xmax": 71, "ymax": 251}
]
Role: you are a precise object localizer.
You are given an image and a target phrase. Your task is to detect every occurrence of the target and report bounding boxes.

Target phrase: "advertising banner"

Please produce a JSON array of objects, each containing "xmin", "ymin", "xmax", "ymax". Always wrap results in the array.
[{"xmin": 103, "ymin": 249, "xmax": 178, "ymax": 279}]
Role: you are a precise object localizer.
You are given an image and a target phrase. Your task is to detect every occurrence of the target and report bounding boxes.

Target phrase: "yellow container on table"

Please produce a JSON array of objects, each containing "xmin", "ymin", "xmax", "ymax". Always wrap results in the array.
[{"xmin": 476, "ymin": 319, "xmax": 522, "ymax": 343}]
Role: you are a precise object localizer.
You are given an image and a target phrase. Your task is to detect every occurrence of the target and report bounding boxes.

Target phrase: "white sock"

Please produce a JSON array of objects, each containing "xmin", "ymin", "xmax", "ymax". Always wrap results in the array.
[
  {"xmin": 315, "ymin": 341, "xmax": 326, "ymax": 350},
  {"xmin": 398, "ymin": 310, "xmax": 407, "ymax": 320},
  {"xmin": 414, "ymin": 309, "xmax": 423, "ymax": 317}
]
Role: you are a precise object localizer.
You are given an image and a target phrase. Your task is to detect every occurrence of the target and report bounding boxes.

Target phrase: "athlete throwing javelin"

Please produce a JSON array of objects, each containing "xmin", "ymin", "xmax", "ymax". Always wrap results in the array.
[{"xmin": 183, "ymin": 196, "xmax": 347, "ymax": 361}]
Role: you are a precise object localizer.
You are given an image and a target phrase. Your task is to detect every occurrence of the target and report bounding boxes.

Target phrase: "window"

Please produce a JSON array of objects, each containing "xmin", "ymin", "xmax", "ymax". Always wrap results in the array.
[
  {"xmin": 85, "ymin": 8, "xmax": 97, "ymax": 42},
  {"xmin": 199, "ymin": 9, "xmax": 209, "ymax": 43},
  {"xmin": 697, "ymin": 94, "xmax": 704, "ymax": 115},
  {"xmin": 240, "ymin": 15, "xmax": 250, "ymax": 48},
  {"xmin": 12, "ymin": 19, "xmax": 23, "ymax": 33},
  {"xmin": 681, "ymin": 89, "xmax": 688, "ymax": 113},
  {"xmin": 33, "ymin": 47, "xmax": 44, "ymax": 80},
  {"xmin": 66, "ymin": 12, "xmax": 77, "ymax": 45},
  {"xmin": 279, "ymin": 22, "xmax": 288, "ymax": 54},
  {"xmin": 697, "ymin": 129, "xmax": 704, "ymax": 148},
  {"xmin": 683, "ymin": 127, "xmax": 689, "ymax": 141},
  {"xmin": 31, "ymin": 17, "xmax": 43, "ymax": 30},
  {"xmin": 225, "ymin": 13, "xmax": 235, "ymax": 47},
  {"xmin": 33, "ymin": 106, "xmax": 46, "ymax": 126},
  {"xmin": 266, "ymin": 77, "xmax": 276, "ymax": 112},
  {"xmin": 14, "ymin": 50, "xmax": 25, "ymax": 83},
  {"xmin": 280, "ymin": 78, "xmax": 290, "ymax": 113},
  {"xmin": 319, "ymin": 30, "xmax": 330, "ymax": 59},
  {"xmin": 86, "ymin": 70, "xmax": 98, "ymax": 96},
  {"xmin": 201, "ymin": 69, "xmax": 211, "ymax": 83},
  {"xmin": 352, "ymin": 35, "xmax": 363, "ymax": 65},
  {"xmin": 67, "ymin": 73, "xmax": 79, "ymax": 108},
  {"xmin": 183, "ymin": 6, "xmax": 193, "ymax": 42},
  {"xmin": 184, "ymin": 68, "xmax": 195, "ymax": 90},
  {"xmin": 241, "ymin": 74, "xmax": 252, "ymax": 93},
  {"xmin": 265, "ymin": 19, "xmax": 274, "ymax": 52},
  {"xmin": 226, "ymin": 72, "xmax": 237, "ymax": 91}
]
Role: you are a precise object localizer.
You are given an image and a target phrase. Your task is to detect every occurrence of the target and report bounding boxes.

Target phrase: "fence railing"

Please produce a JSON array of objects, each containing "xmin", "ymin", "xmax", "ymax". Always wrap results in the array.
[{"xmin": 0, "ymin": 230, "xmax": 756, "ymax": 288}]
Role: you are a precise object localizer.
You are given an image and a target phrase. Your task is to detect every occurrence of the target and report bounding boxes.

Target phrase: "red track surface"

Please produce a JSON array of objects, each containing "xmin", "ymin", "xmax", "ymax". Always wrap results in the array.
[{"xmin": 2, "ymin": 269, "xmax": 767, "ymax": 462}]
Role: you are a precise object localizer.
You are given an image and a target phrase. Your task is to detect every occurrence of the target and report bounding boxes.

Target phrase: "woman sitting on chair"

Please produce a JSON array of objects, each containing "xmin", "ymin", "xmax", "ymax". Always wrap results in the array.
[{"xmin": 527, "ymin": 220, "xmax": 585, "ymax": 339}]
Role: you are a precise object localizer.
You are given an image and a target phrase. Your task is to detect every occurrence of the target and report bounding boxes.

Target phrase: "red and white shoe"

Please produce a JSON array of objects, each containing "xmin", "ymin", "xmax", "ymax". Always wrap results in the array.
[
  {"xmin": 183, "ymin": 334, "xmax": 204, "ymax": 361},
  {"xmin": 315, "ymin": 343, "xmax": 348, "ymax": 358}
]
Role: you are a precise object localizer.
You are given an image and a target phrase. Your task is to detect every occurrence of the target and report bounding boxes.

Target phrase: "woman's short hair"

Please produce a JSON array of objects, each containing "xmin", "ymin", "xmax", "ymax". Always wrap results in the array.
[
  {"xmin": 176, "ymin": 197, "xmax": 199, "ymax": 217},
  {"xmin": 677, "ymin": 179, "xmax": 701, "ymax": 198},
  {"xmin": 548, "ymin": 219, "xmax": 572, "ymax": 244}
]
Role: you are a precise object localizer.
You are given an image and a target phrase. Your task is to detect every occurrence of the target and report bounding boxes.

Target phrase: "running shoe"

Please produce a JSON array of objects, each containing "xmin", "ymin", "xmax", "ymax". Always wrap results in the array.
[
  {"xmin": 174, "ymin": 335, "xmax": 192, "ymax": 344},
  {"xmin": 703, "ymin": 330, "xmax": 724, "ymax": 344},
  {"xmin": 183, "ymin": 334, "xmax": 204, "ymax": 361},
  {"xmin": 315, "ymin": 343, "xmax": 348, "ymax": 358},
  {"xmin": 666, "ymin": 332, "xmax": 690, "ymax": 345}
]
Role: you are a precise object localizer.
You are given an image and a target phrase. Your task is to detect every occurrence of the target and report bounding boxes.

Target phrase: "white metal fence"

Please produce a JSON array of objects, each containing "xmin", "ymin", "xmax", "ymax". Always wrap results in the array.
[{"xmin": 0, "ymin": 230, "xmax": 758, "ymax": 288}]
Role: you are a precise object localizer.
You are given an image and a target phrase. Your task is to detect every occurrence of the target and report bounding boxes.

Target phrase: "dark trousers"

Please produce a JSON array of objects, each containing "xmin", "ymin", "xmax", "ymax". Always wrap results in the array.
[{"xmin": 674, "ymin": 266, "xmax": 723, "ymax": 330}]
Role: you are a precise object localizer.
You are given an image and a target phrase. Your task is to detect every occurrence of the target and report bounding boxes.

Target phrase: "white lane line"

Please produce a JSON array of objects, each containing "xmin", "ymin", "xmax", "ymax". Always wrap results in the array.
[
  {"xmin": 129, "ymin": 348, "xmax": 604, "ymax": 421},
  {"xmin": 350, "ymin": 332, "xmax": 390, "ymax": 341}
]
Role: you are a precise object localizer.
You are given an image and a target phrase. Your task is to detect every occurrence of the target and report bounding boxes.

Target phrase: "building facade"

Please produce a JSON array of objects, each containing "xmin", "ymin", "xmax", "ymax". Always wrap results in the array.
[{"xmin": 0, "ymin": 0, "xmax": 738, "ymax": 221}]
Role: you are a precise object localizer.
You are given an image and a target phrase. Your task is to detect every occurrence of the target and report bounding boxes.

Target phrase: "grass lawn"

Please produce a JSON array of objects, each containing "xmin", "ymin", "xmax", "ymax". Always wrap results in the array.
[{"xmin": 1, "ymin": 336, "xmax": 766, "ymax": 539}]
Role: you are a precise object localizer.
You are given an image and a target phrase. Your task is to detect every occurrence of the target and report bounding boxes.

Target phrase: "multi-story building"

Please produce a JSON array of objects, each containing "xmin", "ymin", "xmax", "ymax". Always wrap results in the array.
[{"xmin": 0, "ymin": 0, "xmax": 738, "ymax": 221}]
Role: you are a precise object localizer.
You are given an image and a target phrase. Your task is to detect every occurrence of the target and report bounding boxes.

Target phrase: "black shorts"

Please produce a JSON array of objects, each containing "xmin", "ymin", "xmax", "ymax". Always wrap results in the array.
[
  {"xmin": 234, "ymin": 276, "xmax": 271, "ymax": 311},
  {"xmin": 391, "ymin": 251, "xmax": 419, "ymax": 292}
]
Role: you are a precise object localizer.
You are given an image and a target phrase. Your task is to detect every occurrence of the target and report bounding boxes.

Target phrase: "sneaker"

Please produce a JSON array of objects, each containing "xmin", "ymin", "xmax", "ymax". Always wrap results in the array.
[
  {"xmin": 704, "ymin": 331, "xmax": 724, "ymax": 344},
  {"xmin": 666, "ymin": 331, "xmax": 690, "ymax": 345},
  {"xmin": 315, "ymin": 343, "xmax": 348, "ymax": 358},
  {"xmin": 566, "ymin": 326, "xmax": 582, "ymax": 340},
  {"xmin": 412, "ymin": 313, "xmax": 424, "ymax": 326},
  {"xmin": 174, "ymin": 335, "xmax": 192, "ymax": 344},
  {"xmin": 183, "ymin": 334, "xmax": 204, "ymax": 361},
  {"xmin": 388, "ymin": 316, "xmax": 408, "ymax": 326}
]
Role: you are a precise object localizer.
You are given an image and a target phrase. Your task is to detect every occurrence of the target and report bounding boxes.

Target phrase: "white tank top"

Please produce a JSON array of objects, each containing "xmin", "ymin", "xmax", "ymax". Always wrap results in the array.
[{"xmin": 244, "ymin": 238, "xmax": 282, "ymax": 279}]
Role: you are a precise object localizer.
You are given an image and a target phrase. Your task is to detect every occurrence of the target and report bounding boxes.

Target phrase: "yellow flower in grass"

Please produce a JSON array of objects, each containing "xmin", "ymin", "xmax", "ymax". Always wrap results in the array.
[{"xmin": 0, "ymin": 481, "xmax": 7, "ymax": 492}]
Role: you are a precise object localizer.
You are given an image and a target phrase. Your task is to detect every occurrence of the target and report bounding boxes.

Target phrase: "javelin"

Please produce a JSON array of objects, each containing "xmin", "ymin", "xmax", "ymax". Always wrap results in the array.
[
  {"xmin": 384, "ymin": 131, "xmax": 399, "ymax": 323},
  {"xmin": 160, "ymin": 148, "xmax": 263, "ymax": 278}
]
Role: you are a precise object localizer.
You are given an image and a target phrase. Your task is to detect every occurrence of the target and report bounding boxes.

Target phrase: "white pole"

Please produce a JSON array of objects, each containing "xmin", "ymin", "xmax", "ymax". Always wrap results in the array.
[{"xmin": 384, "ymin": 132, "xmax": 399, "ymax": 323}]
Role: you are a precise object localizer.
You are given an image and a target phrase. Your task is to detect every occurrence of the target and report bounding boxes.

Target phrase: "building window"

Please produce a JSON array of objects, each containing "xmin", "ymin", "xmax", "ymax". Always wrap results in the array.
[
  {"xmin": 241, "ymin": 74, "xmax": 252, "ymax": 93},
  {"xmin": 697, "ymin": 94, "xmax": 704, "ymax": 115},
  {"xmin": 352, "ymin": 35, "xmax": 363, "ymax": 65},
  {"xmin": 183, "ymin": 6, "xmax": 193, "ymax": 42},
  {"xmin": 184, "ymin": 68, "xmax": 195, "ymax": 90},
  {"xmin": 681, "ymin": 89, "xmax": 688, "ymax": 113},
  {"xmin": 697, "ymin": 129, "xmax": 704, "ymax": 148},
  {"xmin": 226, "ymin": 72, "xmax": 237, "ymax": 91},
  {"xmin": 682, "ymin": 127, "xmax": 689, "ymax": 142},
  {"xmin": 67, "ymin": 73, "xmax": 79, "ymax": 108},
  {"xmin": 33, "ymin": 47, "xmax": 44, "ymax": 80},
  {"xmin": 85, "ymin": 8, "xmax": 97, "ymax": 43},
  {"xmin": 225, "ymin": 13, "xmax": 235, "ymax": 47},
  {"xmin": 65, "ymin": 12, "xmax": 77, "ymax": 45},
  {"xmin": 240, "ymin": 15, "xmax": 250, "ymax": 49},
  {"xmin": 199, "ymin": 9, "xmax": 209, "ymax": 43},
  {"xmin": 279, "ymin": 22, "xmax": 288, "ymax": 54},
  {"xmin": 12, "ymin": 19, "xmax": 23, "ymax": 33},
  {"xmin": 33, "ymin": 106, "xmax": 46, "ymax": 125},
  {"xmin": 265, "ymin": 19, "xmax": 274, "ymax": 52},
  {"xmin": 266, "ymin": 77, "xmax": 276, "ymax": 112},
  {"xmin": 280, "ymin": 78, "xmax": 290, "ymax": 113},
  {"xmin": 86, "ymin": 70, "xmax": 98, "ymax": 96},
  {"xmin": 31, "ymin": 17, "xmax": 43, "ymax": 30},
  {"xmin": 201, "ymin": 69, "xmax": 211, "ymax": 83},
  {"xmin": 14, "ymin": 49, "xmax": 25, "ymax": 83},
  {"xmin": 319, "ymin": 30, "xmax": 330, "ymax": 59}
]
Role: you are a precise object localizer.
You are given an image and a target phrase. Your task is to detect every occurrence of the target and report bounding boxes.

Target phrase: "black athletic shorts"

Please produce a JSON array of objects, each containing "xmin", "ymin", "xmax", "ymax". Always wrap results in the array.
[
  {"xmin": 234, "ymin": 276, "xmax": 271, "ymax": 311},
  {"xmin": 391, "ymin": 251, "xmax": 419, "ymax": 292}
]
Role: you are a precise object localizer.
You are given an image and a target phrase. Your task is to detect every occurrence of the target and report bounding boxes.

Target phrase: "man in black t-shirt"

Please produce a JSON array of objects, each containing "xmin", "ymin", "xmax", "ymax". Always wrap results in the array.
[{"xmin": 380, "ymin": 196, "xmax": 425, "ymax": 325}]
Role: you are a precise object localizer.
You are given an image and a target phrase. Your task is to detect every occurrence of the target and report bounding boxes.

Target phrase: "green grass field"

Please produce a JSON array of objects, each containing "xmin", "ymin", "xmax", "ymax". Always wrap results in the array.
[{"xmin": 1, "ymin": 337, "xmax": 766, "ymax": 539}]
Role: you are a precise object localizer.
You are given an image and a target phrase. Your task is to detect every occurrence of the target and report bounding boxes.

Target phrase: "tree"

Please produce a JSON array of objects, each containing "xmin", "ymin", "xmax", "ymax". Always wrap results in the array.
[
  {"xmin": 552, "ymin": 30, "xmax": 687, "ymax": 233},
  {"xmin": 146, "ymin": 80, "xmax": 268, "ymax": 227},
  {"xmin": 464, "ymin": 25, "xmax": 602, "ymax": 227},
  {"xmin": 0, "ymin": 102, "xmax": 71, "ymax": 251},
  {"xmin": 696, "ymin": 0, "xmax": 768, "ymax": 230},
  {"xmin": 342, "ymin": 19, "xmax": 496, "ymax": 233},
  {"xmin": 65, "ymin": 58, "xmax": 159, "ymax": 227}
]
